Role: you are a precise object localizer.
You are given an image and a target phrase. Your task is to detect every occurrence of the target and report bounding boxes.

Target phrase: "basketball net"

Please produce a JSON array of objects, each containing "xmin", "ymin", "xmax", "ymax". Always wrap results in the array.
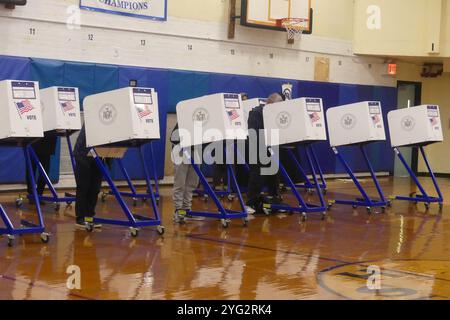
[{"xmin": 278, "ymin": 18, "xmax": 308, "ymax": 44}]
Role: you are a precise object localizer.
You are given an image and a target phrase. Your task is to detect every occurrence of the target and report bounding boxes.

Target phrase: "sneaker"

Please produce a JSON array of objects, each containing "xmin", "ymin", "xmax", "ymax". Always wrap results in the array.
[
  {"xmin": 245, "ymin": 206, "xmax": 256, "ymax": 215},
  {"xmin": 186, "ymin": 214, "xmax": 205, "ymax": 221}
]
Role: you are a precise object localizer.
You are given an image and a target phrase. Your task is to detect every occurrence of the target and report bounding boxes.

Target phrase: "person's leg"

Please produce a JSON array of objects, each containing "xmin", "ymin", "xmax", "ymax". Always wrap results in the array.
[
  {"xmin": 246, "ymin": 163, "xmax": 263, "ymax": 209},
  {"xmin": 75, "ymin": 156, "xmax": 91, "ymax": 225},
  {"xmin": 182, "ymin": 165, "xmax": 200, "ymax": 211},
  {"xmin": 86, "ymin": 157, "xmax": 103, "ymax": 219},
  {"xmin": 173, "ymin": 163, "xmax": 189, "ymax": 217}
]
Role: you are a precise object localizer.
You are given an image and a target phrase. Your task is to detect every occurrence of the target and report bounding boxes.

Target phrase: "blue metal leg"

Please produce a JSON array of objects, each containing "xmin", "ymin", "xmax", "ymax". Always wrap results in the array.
[
  {"xmin": 186, "ymin": 144, "xmax": 247, "ymax": 223},
  {"xmin": 286, "ymin": 147, "xmax": 314, "ymax": 189},
  {"xmin": 305, "ymin": 145, "xmax": 327, "ymax": 208},
  {"xmin": 266, "ymin": 147, "xmax": 326, "ymax": 217},
  {"xmin": 393, "ymin": 147, "xmax": 443, "ymax": 206},
  {"xmin": 90, "ymin": 148, "xmax": 162, "ymax": 232},
  {"xmin": 420, "ymin": 147, "xmax": 443, "ymax": 201},
  {"xmin": 360, "ymin": 144, "xmax": 387, "ymax": 203},
  {"xmin": 27, "ymin": 144, "xmax": 76, "ymax": 205},
  {"xmin": 331, "ymin": 146, "xmax": 386, "ymax": 210},
  {"xmin": 149, "ymin": 143, "xmax": 160, "ymax": 198},
  {"xmin": 310, "ymin": 145, "xmax": 327, "ymax": 190},
  {"xmin": 139, "ymin": 145, "xmax": 160, "ymax": 221},
  {"xmin": 117, "ymin": 158, "xmax": 139, "ymax": 197}
]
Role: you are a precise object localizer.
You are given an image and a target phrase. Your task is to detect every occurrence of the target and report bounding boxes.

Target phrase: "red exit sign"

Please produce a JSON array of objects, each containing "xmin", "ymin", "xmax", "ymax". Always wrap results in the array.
[{"xmin": 388, "ymin": 63, "xmax": 397, "ymax": 75}]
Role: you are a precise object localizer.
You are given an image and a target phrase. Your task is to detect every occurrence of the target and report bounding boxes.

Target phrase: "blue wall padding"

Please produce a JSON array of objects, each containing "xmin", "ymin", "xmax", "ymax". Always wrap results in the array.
[
  {"xmin": 168, "ymin": 70, "xmax": 210, "ymax": 112},
  {"xmin": 30, "ymin": 58, "xmax": 64, "ymax": 89},
  {"xmin": 0, "ymin": 54, "xmax": 398, "ymax": 185}
]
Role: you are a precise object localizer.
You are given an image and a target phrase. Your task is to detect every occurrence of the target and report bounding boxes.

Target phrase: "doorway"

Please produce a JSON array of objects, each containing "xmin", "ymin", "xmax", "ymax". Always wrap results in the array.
[{"xmin": 394, "ymin": 81, "xmax": 422, "ymax": 177}]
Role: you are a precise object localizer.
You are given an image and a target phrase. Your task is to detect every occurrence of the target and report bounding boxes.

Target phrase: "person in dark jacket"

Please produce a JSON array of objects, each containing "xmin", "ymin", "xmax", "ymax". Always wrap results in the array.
[
  {"xmin": 26, "ymin": 131, "xmax": 57, "ymax": 204},
  {"xmin": 246, "ymin": 93, "xmax": 285, "ymax": 214},
  {"xmin": 73, "ymin": 125, "xmax": 103, "ymax": 228}
]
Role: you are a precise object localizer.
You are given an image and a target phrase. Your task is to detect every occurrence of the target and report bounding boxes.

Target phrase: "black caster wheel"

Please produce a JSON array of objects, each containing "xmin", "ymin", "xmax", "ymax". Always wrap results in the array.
[
  {"xmin": 157, "ymin": 226, "xmax": 165, "ymax": 235},
  {"xmin": 177, "ymin": 216, "xmax": 186, "ymax": 225},
  {"xmin": 308, "ymin": 189, "xmax": 314, "ymax": 195},
  {"xmin": 323, "ymin": 189, "xmax": 327, "ymax": 195},
  {"xmin": 142, "ymin": 198, "xmax": 148, "ymax": 203},
  {"xmin": 7, "ymin": 235, "xmax": 14, "ymax": 247},
  {"xmin": 40, "ymin": 233, "xmax": 50, "ymax": 244},
  {"xmin": 130, "ymin": 227, "xmax": 139, "ymax": 238},
  {"xmin": 227, "ymin": 195, "xmax": 234, "ymax": 202},
  {"xmin": 425, "ymin": 203, "xmax": 430, "ymax": 211},
  {"xmin": 101, "ymin": 193, "xmax": 107, "ymax": 203},
  {"xmin": 66, "ymin": 201, "xmax": 72, "ymax": 206},
  {"xmin": 439, "ymin": 203, "xmax": 443, "ymax": 211},
  {"xmin": 242, "ymin": 217, "xmax": 249, "ymax": 227},
  {"xmin": 366, "ymin": 207, "xmax": 372, "ymax": 214},
  {"xmin": 352, "ymin": 205, "xmax": 357, "ymax": 209},
  {"xmin": 133, "ymin": 199, "xmax": 138, "ymax": 207},
  {"xmin": 203, "ymin": 196, "xmax": 209, "ymax": 203},
  {"xmin": 300, "ymin": 213, "xmax": 307, "ymax": 223},
  {"xmin": 54, "ymin": 203, "xmax": 60, "ymax": 211},
  {"xmin": 221, "ymin": 219, "xmax": 230, "ymax": 229},
  {"xmin": 387, "ymin": 201, "xmax": 392, "ymax": 208},
  {"xmin": 15, "ymin": 198, "xmax": 23, "ymax": 208},
  {"xmin": 321, "ymin": 212, "xmax": 326, "ymax": 221},
  {"xmin": 381, "ymin": 206, "xmax": 386, "ymax": 213}
]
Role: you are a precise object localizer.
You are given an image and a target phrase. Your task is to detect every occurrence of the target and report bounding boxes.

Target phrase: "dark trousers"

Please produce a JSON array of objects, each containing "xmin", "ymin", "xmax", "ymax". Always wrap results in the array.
[
  {"xmin": 247, "ymin": 163, "xmax": 279, "ymax": 207},
  {"xmin": 75, "ymin": 155, "xmax": 103, "ymax": 219},
  {"xmin": 26, "ymin": 152, "xmax": 51, "ymax": 196}
]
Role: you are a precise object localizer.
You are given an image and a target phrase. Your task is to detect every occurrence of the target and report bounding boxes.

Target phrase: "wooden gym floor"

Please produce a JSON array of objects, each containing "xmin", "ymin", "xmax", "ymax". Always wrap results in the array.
[{"xmin": 0, "ymin": 176, "xmax": 449, "ymax": 300}]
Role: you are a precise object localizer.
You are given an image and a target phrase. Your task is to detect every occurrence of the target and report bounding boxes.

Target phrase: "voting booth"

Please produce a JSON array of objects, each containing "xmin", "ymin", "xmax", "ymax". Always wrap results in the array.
[
  {"xmin": 260, "ymin": 98, "xmax": 328, "ymax": 221},
  {"xmin": 0, "ymin": 80, "xmax": 49, "ymax": 246},
  {"xmin": 263, "ymin": 98, "xmax": 327, "ymax": 146},
  {"xmin": 175, "ymin": 93, "xmax": 248, "ymax": 228},
  {"xmin": 176, "ymin": 93, "xmax": 247, "ymax": 148},
  {"xmin": 327, "ymin": 101, "xmax": 386, "ymax": 147},
  {"xmin": 81, "ymin": 87, "xmax": 164, "ymax": 236},
  {"xmin": 326, "ymin": 101, "xmax": 388, "ymax": 213},
  {"xmin": 387, "ymin": 105, "xmax": 444, "ymax": 209},
  {"xmin": 0, "ymin": 80, "xmax": 43, "ymax": 141},
  {"xmin": 84, "ymin": 87, "xmax": 160, "ymax": 148},
  {"xmin": 243, "ymin": 98, "xmax": 266, "ymax": 123},
  {"xmin": 23, "ymin": 86, "xmax": 84, "ymax": 209}
]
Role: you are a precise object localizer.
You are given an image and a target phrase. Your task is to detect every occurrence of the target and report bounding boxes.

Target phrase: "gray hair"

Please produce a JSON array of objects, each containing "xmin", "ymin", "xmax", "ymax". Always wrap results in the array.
[{"xmin": 267, "ymin": 93, "xmax": 284, "ymax": 105}]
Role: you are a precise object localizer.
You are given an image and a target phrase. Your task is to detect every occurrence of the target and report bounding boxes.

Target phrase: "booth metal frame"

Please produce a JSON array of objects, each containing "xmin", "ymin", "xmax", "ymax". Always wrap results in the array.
[
  {"xmin": 19, "ymin": 131, "xmax": 78, "ymax": 211},
  {"xmin": 328, "ymin": 144, "xmax": 388, "ymax": 213},
  {"xmin": 83, "ymin": 143, "xmax": 164, "ymax": 237},
  {"xmin": 392, "ymin": 146, "xmax": 443, "ymax": 211},
  {"xmin": 263, "ymin": 144, "xmax": 328, "ymax": 222},
  {"xmin": 0, "ymin": 142, "xmax": 50, "ymax": 246},
  {"xmin": 180, "ymin": 142, "xmax": 248, "ymax": 228}
]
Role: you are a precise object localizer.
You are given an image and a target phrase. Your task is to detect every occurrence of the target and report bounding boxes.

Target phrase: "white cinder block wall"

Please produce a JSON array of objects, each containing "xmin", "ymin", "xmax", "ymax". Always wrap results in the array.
[{"xmin": 0, "ymin": 0, "xmax": 395, "ymax": 87}]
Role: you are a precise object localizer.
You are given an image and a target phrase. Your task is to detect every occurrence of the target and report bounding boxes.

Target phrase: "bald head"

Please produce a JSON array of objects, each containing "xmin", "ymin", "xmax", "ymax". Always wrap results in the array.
[{"xmin": 267, "ymin": 93, "xmax": 284, "ymax": 105}]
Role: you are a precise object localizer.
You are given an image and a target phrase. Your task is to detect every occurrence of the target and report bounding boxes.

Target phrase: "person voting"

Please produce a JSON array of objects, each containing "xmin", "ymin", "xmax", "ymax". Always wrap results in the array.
[{"xmin": 246, "ymin": 92, "xmax": 285, "ymax": 214}]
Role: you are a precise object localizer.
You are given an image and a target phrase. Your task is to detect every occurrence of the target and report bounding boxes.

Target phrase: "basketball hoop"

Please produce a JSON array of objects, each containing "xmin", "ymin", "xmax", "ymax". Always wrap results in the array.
[{"xmin": 277, "ymin": 18, "xmax": 309, "ymax": 44}]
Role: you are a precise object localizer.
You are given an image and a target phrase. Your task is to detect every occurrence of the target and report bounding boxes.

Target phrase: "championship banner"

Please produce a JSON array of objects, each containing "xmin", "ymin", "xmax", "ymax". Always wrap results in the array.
[{"xmin": 80, "ymin": 0, "xmax": 167, "ymax": 21}]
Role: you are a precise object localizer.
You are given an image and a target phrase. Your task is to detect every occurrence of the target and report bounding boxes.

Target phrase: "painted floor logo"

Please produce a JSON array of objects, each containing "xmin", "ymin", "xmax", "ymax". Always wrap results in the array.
[{"xmin": 317, "ymin": 260, "xmax": 450, "ymax": 300}]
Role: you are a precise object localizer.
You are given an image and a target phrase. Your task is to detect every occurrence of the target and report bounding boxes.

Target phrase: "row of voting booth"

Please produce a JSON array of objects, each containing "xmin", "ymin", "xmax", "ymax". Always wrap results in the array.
[
  {"xmin": 0, "ymin": 77, "xmax": 445, "ymax": 246},
  {"xmin": 0, "ymin": 80, "xmax": 164, "ymax": 246}
]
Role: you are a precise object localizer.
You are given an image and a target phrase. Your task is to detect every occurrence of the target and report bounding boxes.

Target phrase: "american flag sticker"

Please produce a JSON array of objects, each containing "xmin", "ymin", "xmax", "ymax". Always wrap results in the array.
[
  {"xmin": 227, "ymin": 109, "xmax": 240, "ymax": 121},
  {"xmin": 137, "ymin": 105, "xmax": 152, "ymax": 119},
  {"xmin": 430, "ymin": 117, "xmax": 439, "ymax": 126},
  {"xmin": 61, "ymin": 101, "xmax": 75, "ymax": 113},
  {"xmin": 309, "ymin": 112, "xmax": 321, "ymax": 124},
  {"xmin": 15, "ymin": 99, "xmax": 34, "ymax": 116},
  {"xmin": 372, "ymin": 114, "xmax": 381, "ymax": 125}
]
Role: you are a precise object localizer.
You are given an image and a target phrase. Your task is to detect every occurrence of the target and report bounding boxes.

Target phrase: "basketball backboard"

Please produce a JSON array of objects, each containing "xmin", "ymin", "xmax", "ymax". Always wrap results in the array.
[{"xmin": 240, "ymin": 0, "xmax": 312, "ymax": 33}]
